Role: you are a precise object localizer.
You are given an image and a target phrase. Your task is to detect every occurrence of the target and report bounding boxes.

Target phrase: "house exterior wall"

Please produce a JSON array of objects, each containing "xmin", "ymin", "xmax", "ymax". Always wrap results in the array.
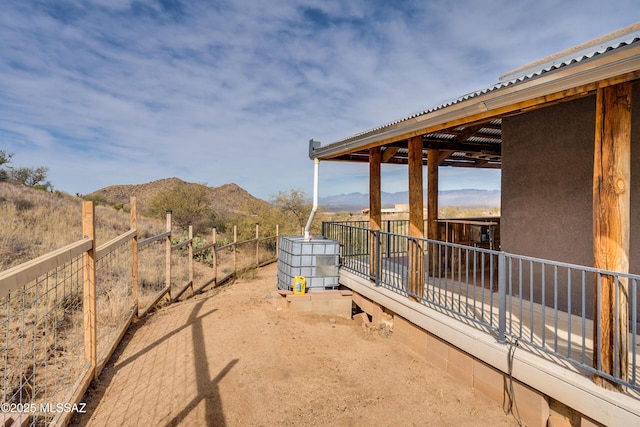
[{"xmin": 501, "ymin": 81, "xmax": 640, "ymax": 274}]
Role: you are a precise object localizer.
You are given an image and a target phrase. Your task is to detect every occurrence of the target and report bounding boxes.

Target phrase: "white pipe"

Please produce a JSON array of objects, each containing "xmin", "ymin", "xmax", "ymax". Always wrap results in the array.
[{"xmin": 304, "ymin": 158, "xmax": 320, "ymax": 240}]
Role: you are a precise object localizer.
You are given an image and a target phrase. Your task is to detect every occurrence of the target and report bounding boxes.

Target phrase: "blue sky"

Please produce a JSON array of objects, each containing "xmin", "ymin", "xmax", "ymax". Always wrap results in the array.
[{"xmin": 1, "ymin": 1, "xmax": 637, "ymax": 200}]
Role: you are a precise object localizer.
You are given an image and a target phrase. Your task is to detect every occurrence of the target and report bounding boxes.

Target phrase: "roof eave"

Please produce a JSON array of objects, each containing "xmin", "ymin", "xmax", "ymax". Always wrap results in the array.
[{"xmin": 312, "ymin": 43, "xmax": 640, "ymax": 161}]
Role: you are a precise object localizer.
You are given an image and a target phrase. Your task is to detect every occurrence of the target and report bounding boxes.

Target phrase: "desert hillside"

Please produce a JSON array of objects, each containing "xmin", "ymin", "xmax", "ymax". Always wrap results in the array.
[{"xmin": 88, "ymin": 177, "xmax": 272, "ymax": 215}]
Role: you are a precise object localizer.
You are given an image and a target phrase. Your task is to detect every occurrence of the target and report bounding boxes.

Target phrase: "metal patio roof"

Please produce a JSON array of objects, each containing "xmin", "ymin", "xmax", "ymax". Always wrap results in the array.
[{"xmin": 311, "ymin": 23, "xmax": 640, "ymax": 169}]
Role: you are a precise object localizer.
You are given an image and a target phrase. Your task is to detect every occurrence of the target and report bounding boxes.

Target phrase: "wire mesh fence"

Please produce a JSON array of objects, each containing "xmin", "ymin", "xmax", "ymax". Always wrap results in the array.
[
  {"xmin": 95, "ymin": 238, "xmax": 135, "ymax": 369},
  {"xmin": 1, "ymin": 199, "xmax": 279, "ymax": 426},
  {"xmin": 1, "ymin": 250, "xmax": 87, "ymax": 427}
]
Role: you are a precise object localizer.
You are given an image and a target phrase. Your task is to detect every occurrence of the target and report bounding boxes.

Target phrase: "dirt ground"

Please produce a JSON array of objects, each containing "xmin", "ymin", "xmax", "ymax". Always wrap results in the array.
[{"xmin": 71, "ymin": 263, "xmax": 520, "ymax": 427}]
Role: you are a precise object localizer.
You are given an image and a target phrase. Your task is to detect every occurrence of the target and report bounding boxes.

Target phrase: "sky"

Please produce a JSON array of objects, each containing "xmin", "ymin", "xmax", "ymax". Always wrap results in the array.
[{"xmin": 0, "ymin": 1, "xmax": 638, "ymax": 200}]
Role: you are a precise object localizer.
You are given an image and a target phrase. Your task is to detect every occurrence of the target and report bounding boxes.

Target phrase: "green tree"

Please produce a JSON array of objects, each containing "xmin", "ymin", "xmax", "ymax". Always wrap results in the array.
[
  {"xmin": 148, "ymin": 184, "xmax": 217, "ymax": 235},
  {"xmin": 271, "ymin": 189, "xmax": 312, "ymax": 232},
  {"xmin": 10, "ymin": 166, "xmax": 50, "ymax": 187}
]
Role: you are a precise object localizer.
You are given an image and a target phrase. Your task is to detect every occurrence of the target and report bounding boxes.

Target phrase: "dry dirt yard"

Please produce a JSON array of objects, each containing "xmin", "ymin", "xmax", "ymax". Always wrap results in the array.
[{"xmin": 72, "ymin": 263, "xmax": 520, "ymax": 427}]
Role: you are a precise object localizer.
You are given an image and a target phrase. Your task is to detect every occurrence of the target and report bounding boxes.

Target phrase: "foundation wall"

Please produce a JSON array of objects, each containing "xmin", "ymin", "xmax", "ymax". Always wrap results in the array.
[{"xmin": 341, "ymin": 270, "xmax": 640, "ymax": 427}]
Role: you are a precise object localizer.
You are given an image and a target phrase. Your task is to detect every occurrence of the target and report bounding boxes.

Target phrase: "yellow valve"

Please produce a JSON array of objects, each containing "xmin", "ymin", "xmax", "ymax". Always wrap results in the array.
[{"xmin": 293, "ymin": 276, "xmax": 306, "ymax": 294}]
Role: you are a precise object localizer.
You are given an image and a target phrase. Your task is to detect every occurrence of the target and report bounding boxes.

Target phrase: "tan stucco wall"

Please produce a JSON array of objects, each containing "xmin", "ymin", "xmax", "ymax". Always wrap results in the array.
[{"xmin": 501, "ymin": 81, "xmax": 640, "ymax": 274}]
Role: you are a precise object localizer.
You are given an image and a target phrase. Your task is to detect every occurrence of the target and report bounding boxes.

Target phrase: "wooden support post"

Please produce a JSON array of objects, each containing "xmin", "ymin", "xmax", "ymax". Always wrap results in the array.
[
  {"xmin": 369, "ymin": 147, "xmax": 382, "ymax": 280},
  {"xmin": 212, "ymin": 228, "xmax": 218, "ymax": 286},
  {"xmin": 427, "ymin": 149, "xmax": 439, "ymax": 241},
  {"xmin": 408, "ymin": 136, "xmax": 424, "ymax": 299},
  {"xmin": 82, "ymin": 201, "xmax": 97, "ymax": 377},
  {"xmin": 593, "ymin": 82, "xmax": 631, "ymax": 390},
  {"xmin": 188, "ymin": 225, "xmax": 194, "ymax": 294},
  {"xmin": 427, "ymin": 148, "xmax": 440, "ymax": 276},
  {"xmin": 165, "ymin": 210, "xmax": 172, "ymax": 301},
  {"xmin": 130, "ymin": 197, "xmax": 139, "ymax": 316},
  {"xmin": 256, "ymin": 223, "xmax": 260, "ymax": 267}
]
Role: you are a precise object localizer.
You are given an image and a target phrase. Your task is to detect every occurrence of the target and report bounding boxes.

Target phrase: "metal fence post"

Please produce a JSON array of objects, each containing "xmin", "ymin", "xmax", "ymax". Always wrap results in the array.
[{"xmin": 498, "ymin": 251, "xmax": 507, "ymax": 344}]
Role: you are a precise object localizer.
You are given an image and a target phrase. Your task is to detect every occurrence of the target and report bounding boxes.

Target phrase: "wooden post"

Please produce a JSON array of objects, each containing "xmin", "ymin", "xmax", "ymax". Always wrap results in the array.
[
  {"xmin": 593, "ymin": 82, "xmax": 631, "ymax": 389},
  {"xmin": 130, "ymin": 197, "xmax": 138, "ymax": 316},
  {"xmin": 82, "ymin": 201, "xmax": 97, "ymax": 377},
  {"xmin": 165, "ymin": 210, "xmax": 172, "ymax": 301},
  {"xmin": 276, "ymin": 224, "xmax": 279, "ymax": 258},
  {"xmin": 212, "ymin": 228, "xmax": 218, "ymax": 286},
  {"xmin": 408, "ymin": 136, "xmax": 424, "ymax": 299},
  {"xmin": 188, "ymin": 225, "xmax": 194, "ymax": 294},
  {"xmin": 427, "ymin": 149, "xmax": 439, "ymax": 241},
  {"xmin": 233, "ymin": 225, "xmax": 237, "ymax": 275},
  {"xmin": 369, "ymin": 147, "xmax": 382, "ymax": 280},
  {"xmin": 256, "ymin": 223, "xmax": 260, "ymax": 267},
  {"xmin": 427, "ymin": 148, "xmax": 440, "ymax": 276}
]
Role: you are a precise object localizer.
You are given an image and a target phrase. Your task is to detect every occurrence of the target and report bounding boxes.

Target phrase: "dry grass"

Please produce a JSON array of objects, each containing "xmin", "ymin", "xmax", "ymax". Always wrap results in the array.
[
  {"xmin": 0, "ymin": 182, "xmax": 279, "ymax": 425},
  {"xmin": 0, "ymin": 183, "xmax": 165, "ymax": 270}
]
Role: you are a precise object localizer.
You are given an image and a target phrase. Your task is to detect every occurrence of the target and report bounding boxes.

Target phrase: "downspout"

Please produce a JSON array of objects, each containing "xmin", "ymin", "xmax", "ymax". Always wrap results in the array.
[{"xmin": 304, "ymin": 157, "xmax": 319, "ymax": 240}]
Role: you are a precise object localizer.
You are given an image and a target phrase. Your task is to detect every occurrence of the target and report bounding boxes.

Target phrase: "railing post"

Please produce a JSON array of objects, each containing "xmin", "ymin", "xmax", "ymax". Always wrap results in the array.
[
  {"xmin": 82, "ymin": 201, "xmax": 97, "ymax": 378},
  {"xmin": 165, "ymin": 210, "xmax": 172, "ymax": 301},
  {"xmin": 212, "ymin": 228, "xmax": 217, "ymax": 285},
  {"xmin": 188, "ymin": 225, "xmax": 194, "ymax": 294},
  {"xmin": 498, "ymin": 251, "xmax": 507, "ymax": 344},
  {"xmin": 131, "ymin": 197, "xmax": 139, "ymax": 316}
]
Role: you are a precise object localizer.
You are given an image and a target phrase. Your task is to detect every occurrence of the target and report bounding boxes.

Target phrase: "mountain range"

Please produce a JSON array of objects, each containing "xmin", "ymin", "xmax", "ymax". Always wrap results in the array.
[{"xmin": 319, "ymin": 189, "xmax": 500, "ymax": 211}]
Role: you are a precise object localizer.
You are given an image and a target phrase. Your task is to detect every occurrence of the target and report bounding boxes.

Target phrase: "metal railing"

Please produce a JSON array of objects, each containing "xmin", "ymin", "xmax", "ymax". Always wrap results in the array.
[
  {"xmin": 0, "ymin": 199, "xmax": 279, "ymax": 426},
  {"xmin": 323, "ymin": 221, "xmax": 640, "ymax": 392}
]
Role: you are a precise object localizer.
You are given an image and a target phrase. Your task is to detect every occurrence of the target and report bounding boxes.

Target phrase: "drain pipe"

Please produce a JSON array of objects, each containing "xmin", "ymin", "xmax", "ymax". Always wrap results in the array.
[{"xmin": 304, "ymin": 157, "xmax": 320, "ymax": 240}]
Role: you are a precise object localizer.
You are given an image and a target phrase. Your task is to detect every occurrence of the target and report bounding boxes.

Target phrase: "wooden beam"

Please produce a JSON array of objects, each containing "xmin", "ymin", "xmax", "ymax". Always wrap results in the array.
[
  {"xmin": 436, "ymin": 150, "xmax": 455, "ymax": 166},
  {"xmin": 456, "ymin": 124, "xmax": 485, "ymax": 141},
  {"xmin": 408, "ymin": 136, "xmax": 424, "ymax": 299},
  {"xmin": 382, "ymin": 146, "xmax": 400, "ymax": 162},
  {"xmin": 369, "ymin": 147, "xmax": 381, "ymax": 279},
  {"xmin": 592, "ymin": 82, "xmax": 631, "ymax": 390}
]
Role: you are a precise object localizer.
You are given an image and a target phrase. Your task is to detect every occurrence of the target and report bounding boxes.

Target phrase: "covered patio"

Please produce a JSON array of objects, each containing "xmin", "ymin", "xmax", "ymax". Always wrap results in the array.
[{"xmin": 312, "ymin": 23, "xmax": 640, "ymax": 425}]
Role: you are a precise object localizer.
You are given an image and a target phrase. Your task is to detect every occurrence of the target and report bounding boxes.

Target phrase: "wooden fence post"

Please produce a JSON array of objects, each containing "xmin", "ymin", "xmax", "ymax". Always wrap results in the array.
[
  {"xmin": 82, "ymin": 201, "xmax": 97, "ymax": 377},
  {"xmin": 188, "ymin": 225, "xmax": 194, "ymax": 294},
  {"xmin": 255, "ymin": 223, "xmax": 260, "ymax": 267},
  {"xmin": 131, "ymin": 197, "xmax": 138, "ymax": 316},
  {"xmin": 233, "ymin": 225, "xmax": 237, "ymax": 275},
  {"xmin": 165, "ymin": 210, "xmax": 172, "ymax": 301},
  {"xmin": 212, "ymin": 228, "xmax": 217, "ymax": 285}
]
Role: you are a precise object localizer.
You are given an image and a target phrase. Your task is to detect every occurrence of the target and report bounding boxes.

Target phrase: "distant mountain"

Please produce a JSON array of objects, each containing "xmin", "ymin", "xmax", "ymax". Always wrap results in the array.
[
  {"xmin": 89, "ymin": 177, "xmax": 271, "ymax": 215},
  {"xmin": 319, "ymin": 189, "xmax": 500, "ymax": 211}
]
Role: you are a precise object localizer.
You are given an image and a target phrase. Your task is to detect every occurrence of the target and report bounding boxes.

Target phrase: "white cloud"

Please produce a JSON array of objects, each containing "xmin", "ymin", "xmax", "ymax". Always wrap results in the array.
[{"xmin": 0, "ymin": 0, "xmax": 637, "ymax": 198}]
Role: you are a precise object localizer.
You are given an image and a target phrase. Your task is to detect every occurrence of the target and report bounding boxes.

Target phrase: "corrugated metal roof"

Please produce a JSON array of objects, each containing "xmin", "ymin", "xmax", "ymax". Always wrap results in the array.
[{"xmin": 332, "ymin": 24, "xmax": 640, "ymax": 146}]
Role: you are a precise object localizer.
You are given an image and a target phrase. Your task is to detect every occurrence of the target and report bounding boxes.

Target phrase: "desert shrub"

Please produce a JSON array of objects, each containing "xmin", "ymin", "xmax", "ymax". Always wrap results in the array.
[
  {"xmin": 147, "ymin": 184, "xmax": 217, "ymax": 235},
  {"xmin": 83, "ymin": 192, "xmax": 107, "ymax": 204}
]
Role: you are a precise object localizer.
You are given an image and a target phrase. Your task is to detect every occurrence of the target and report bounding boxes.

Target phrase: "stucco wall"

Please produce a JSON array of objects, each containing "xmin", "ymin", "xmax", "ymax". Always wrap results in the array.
[{"xmin": 501, "ymin": 82, "xmax": 640, "ymax": 274}]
